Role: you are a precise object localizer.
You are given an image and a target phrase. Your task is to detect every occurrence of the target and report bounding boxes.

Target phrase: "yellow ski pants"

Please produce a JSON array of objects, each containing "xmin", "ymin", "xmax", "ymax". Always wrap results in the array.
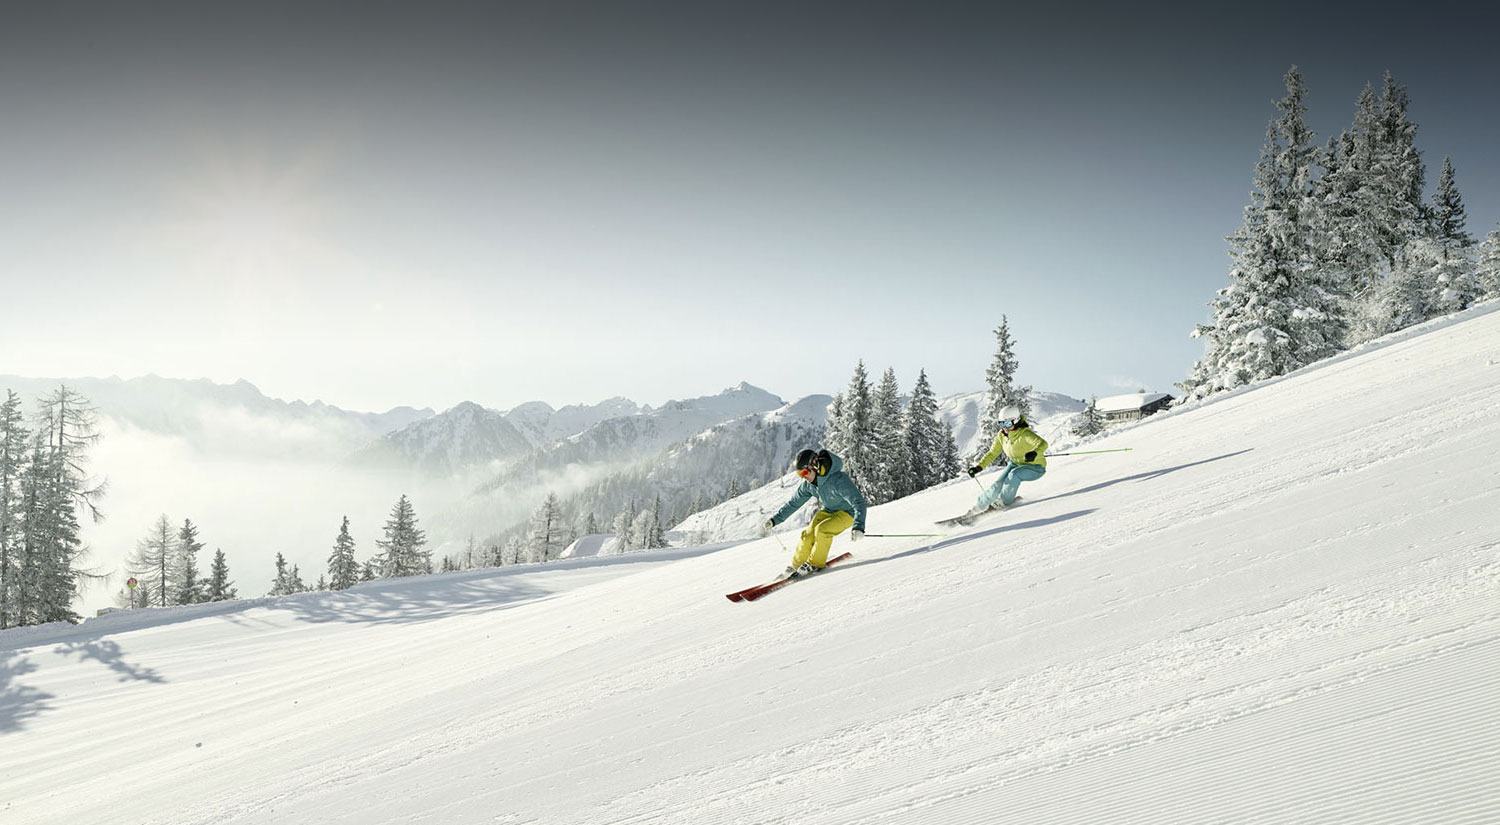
[{"xmin": 793, "ymin": 510, "xmax": 854, "ymax": 568}]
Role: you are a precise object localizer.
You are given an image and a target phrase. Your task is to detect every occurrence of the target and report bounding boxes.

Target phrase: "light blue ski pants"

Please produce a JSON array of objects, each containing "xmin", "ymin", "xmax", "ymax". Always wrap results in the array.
[{"xmin": 977, "ymin": 462, "xmax": 1045, "ymax": 510}]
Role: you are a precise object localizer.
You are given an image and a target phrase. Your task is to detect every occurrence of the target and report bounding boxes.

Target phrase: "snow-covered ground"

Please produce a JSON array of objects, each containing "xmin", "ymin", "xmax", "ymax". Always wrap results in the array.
[{"xmin": 4, "ymin": 303, "xmax": 1498, "ymax": 824}]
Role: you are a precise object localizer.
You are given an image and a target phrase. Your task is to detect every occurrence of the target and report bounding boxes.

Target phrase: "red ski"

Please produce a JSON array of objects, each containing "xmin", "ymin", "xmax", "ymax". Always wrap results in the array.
[{"xmin": 725, "ymin": 552, "xmax": 853, "ymax": 603}]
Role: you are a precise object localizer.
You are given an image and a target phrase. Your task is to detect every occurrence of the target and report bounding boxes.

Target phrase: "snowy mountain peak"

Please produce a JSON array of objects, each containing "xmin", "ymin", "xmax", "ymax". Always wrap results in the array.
[
  {"xmin": 353, "ymin": 400, "xmax": 530, "ymax": 475},
  {"xmin": 653, "ymin": 382, "xmax": 785, "ymax": 417},
  {"xmin": 769, "ymin": 394, "xmax": 835, "ymax": 424}
]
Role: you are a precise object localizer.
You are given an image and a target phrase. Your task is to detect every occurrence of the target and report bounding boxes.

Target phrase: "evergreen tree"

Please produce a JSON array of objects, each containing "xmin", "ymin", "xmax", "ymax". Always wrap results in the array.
[
  {"xmin": 610, "ymin": 501, "xmax": 636, "ymax": 554},
  {"xmin": 0, "ymin": 391, "xmax": 27, "ymax": 629},
  {"xmin": 1181, "ymin": 68, "xmax": 1343, "ymax": 400},
  {"xmin": 316, "ymin": 574, "xmax": 328, "ymax": 590},
  {"xmin": 631, "ymin": 494, "xmax": 665, "ymax": 549},
  {"xmin": 529, "ymin": 492, "xmax": 567, "ymax": 562},
  {"xmin": 1477, "ymin": 223, "xmax": 1500, "ymax": 299},
  {"xmin": 127, "ymin": 515, "xmax": 176, "ymax": 608},
  {"xmin": 824, "ymin": 393, "xmax": 846, "ymax": 457},
  {"xmin": 327, "ymin": 515, "xmax": 360, "ymax": 590},
  {"xmin": 287, "ymin": 564, "xmax": 307, "ymax": 594},
  {"xmin": 1426, "ymin": 156, "xmax": 1480, "ymax": 313},
  {"xmin": 1341, "ymin": 73, "xmax": 1434, "ymax": 343},
  {"xmin": 937, "ymin": 420, "xmax": 962, "ymax": 483},
  {"xmin": 828, "ymin": 361, "xmax": 874, "ymax": 485},
  {"xmin": 374, "ymin": 495, "xmax": 429, "ymax": 578},
  {"xmin": 19, "ymin": 387, "xmax": 106, "ymax": 623},
  {"xmin": 978, "ymin": 316, "xmax": 1032, "ymax": 454},
  {"xmin": 174, "ymin": 519, "xmax": 205, "ymax": 605},
  {"xmin": 205, "ymin": 548, "xmax": 236, "ymax": 601},
  {"xmin": 1072, "ymin": 396, "xmax": 1109, "ymax": 437},
  {"xmin": 269, "ymin": 552, "xmax": 292, "ymax": 596},
  {"xmin": 582, "ymin": 511, "xmax": 599, "ymax": 535},
  {"xmin": 900, "ymin": 369, "xmax": 948, "ymax": 495},
  {"xmin": 503, "ymin": 536, "xmax": 525, "ymax": 565},
  {"xmin": 861, "ymin": 368, "xmax": 906, "ymax": 504}
]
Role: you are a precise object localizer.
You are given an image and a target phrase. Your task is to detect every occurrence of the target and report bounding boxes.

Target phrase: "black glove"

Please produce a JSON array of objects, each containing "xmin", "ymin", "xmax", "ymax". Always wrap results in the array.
[
  {"xmin": 967, "ymin": 465, "xmax": 982, "ymax": 477},
  {"xmin": 1024, "ymin": 451, "xmax": 1037, "ymax": 462}
]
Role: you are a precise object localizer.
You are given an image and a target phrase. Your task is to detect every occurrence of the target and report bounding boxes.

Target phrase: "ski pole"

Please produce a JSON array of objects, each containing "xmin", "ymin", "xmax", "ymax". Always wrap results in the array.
[
  {"xmin": 859, "ymin": 533, "xmax": 944, "ymax": 538},
  {"xmin": 1048, "ymin": 448, "xmax": 1133, "ymax": 457}
]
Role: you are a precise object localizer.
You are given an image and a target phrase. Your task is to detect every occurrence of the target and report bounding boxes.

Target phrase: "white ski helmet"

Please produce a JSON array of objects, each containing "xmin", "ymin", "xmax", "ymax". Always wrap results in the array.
[{"xmin": 997, "ymin": 405, "xmax": 1022, "ymax": 427}]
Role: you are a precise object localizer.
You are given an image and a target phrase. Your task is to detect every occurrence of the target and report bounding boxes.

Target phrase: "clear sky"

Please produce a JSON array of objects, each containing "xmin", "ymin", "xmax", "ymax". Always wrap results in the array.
[{"xmin": 3, "ymin": 1, "xmax": 1497, "ymax": 413}]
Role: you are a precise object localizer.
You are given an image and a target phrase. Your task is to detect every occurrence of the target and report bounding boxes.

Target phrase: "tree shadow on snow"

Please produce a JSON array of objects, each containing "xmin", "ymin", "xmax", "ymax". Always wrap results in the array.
[
  {"xmin": 0, "ymin": 651, "xmax": 55, "ymax": 735},
  {"xmin": 260, "ymin": 575, "xmax": 561, "ymax": 628},
  {"xmin": 262, "ymin": 545, "xmax": 733, "ymax": 628},
  {"xmin": 54, "ymin": 639, "xmax": 165, "ymax": 684}
]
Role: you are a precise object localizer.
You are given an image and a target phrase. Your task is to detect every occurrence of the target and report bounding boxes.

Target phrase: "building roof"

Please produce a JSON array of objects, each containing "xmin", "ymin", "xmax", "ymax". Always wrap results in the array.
[{"xmin": 1095, "ymin": 392, "xmax": 1172, "ymax": 413}]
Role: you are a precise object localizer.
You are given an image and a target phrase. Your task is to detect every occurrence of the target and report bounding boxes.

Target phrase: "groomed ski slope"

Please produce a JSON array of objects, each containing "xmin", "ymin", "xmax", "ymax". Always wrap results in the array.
[{"xmin": 4, "ymin": 305, "xmax": 1499, "ymax": 825}]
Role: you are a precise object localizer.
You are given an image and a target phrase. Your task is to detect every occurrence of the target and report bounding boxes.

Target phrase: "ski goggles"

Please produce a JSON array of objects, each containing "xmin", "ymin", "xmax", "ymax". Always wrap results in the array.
[
  {"xmin": 796, "ymin": 466, "xmax": 817, "ymax": 481},
  {"xmin": 996, "ymin": 419, "xmax": 1014, "ymax": 430}
]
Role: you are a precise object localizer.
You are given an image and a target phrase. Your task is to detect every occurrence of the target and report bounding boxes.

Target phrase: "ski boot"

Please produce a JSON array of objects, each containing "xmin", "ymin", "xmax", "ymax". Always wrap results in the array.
[{"xmin": 783, "ymin": 561, "xmax": 820, "ymax": 578}]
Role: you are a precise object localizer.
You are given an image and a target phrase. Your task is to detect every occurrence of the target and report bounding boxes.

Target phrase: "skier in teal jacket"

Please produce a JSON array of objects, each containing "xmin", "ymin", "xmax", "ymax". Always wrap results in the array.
[{"xmin": 764, "ymin": 449, "xmax": 867, "ymax": 576}]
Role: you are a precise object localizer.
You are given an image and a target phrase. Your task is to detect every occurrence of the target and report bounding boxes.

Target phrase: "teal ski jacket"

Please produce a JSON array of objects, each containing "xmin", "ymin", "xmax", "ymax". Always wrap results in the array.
[{"xmin": 770, "ymin": 451, "xmax": 868, "ymax": 532}]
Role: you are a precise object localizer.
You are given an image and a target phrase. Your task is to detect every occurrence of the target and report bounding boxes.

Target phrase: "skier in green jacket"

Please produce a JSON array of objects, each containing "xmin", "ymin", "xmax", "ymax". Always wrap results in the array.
[
  {"xmin": 763, "ymin": 449, "xmax": 867, "ymax": 577},
  {"xmin": 959, "ymin": 405, "xmax": 1047, "ymax": 521}
]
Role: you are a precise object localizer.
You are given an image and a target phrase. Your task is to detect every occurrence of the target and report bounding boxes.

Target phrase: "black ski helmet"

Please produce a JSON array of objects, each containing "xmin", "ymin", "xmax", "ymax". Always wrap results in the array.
[{"xmin": 794, "ymin": 448, "xmax": 830, "ymax": 476}]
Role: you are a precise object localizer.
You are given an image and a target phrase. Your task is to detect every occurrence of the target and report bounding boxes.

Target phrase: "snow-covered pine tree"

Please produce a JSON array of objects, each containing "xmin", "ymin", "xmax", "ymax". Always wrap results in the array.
[
  {"xmin": 20, "ymin": 387, "xmax": 106, "ymax": 623},
  {"xmin": 824, "ymin": 393, "xmax": 846, "ymax": 456},
  {"xmin": 977, "ymin": 316, "xmax": 1032, "ymax": 455},
  {"xmin": 647, "ymin": 494, "xmax": 665, "ymax": 548},
  {"xmin": 503, "ymin": 535, "xmax": 525, "ymax": 565},
  {"xmin": 128, "ymin": 514, "xmax": 176, "ymax": 608},
  {"xmin": 174, "ymin": 519, "xmax": 205, "ymax": 605},
  {"xmin": 287, "ymin": 565, "xmax": 307, "ymax": 594},
  {"xmin": 529, "ymin": 492, "xmax": 567, "ymax": 562},
  {"xmin": 900, "ymin": 369, "xmax": 947, "ymax": 495},
  {"xmin": 1478, "ymin": 223, "xmax": 1500, "ymax": 299},
  {"xmin": 1344, "ymin": 73, "xmax": 1435, "ymax": 342},
  {"xmin": 609, "ymin": 505, "xmax": 635, "ymax": 555},
  {"xmin": 1377, "ymin": 72, "xmax": 1428, "ymax": 244},
  {"xmin": 1426, "ymin": 156, "xmax": 1480, "ymax": 313},
  {"xmin": 327, "ymin": 515, "xmax": 360, "ymax": 590},
  {"xmin": 866, "ymin": 368, "xmax": 907, "ymax": 504},
  {"xmin": 1072, "ymin": 396, "xmax": 1108, "ymax": 437},
  {"xmin": 206, "ymin": 548, "xmax": 236, "ymax": 601},
  {"xmin": 937, "ymin": 420, "xmax": 962, "ymax": 482},
  {"xmin": 630, "ymin": 495, "xmax": 666, "ymax": 550},
  {"xmin": 1180, "ymin": 67, "xmax": 1343, "ymax": 401},
  {"xmin": 0, "ymin": 390, "xmax": 27, "ymax": 628},
  {"xmin": 374, "ymin": 494, "xmax": 429, "ymax": 578},
  {"xmin": 831, "ymin": 362, "xmax": 874, "ymax": 486},
  {"xmin": 268, "ymin": 552, "xmax": 292, "ymax": 596}
]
